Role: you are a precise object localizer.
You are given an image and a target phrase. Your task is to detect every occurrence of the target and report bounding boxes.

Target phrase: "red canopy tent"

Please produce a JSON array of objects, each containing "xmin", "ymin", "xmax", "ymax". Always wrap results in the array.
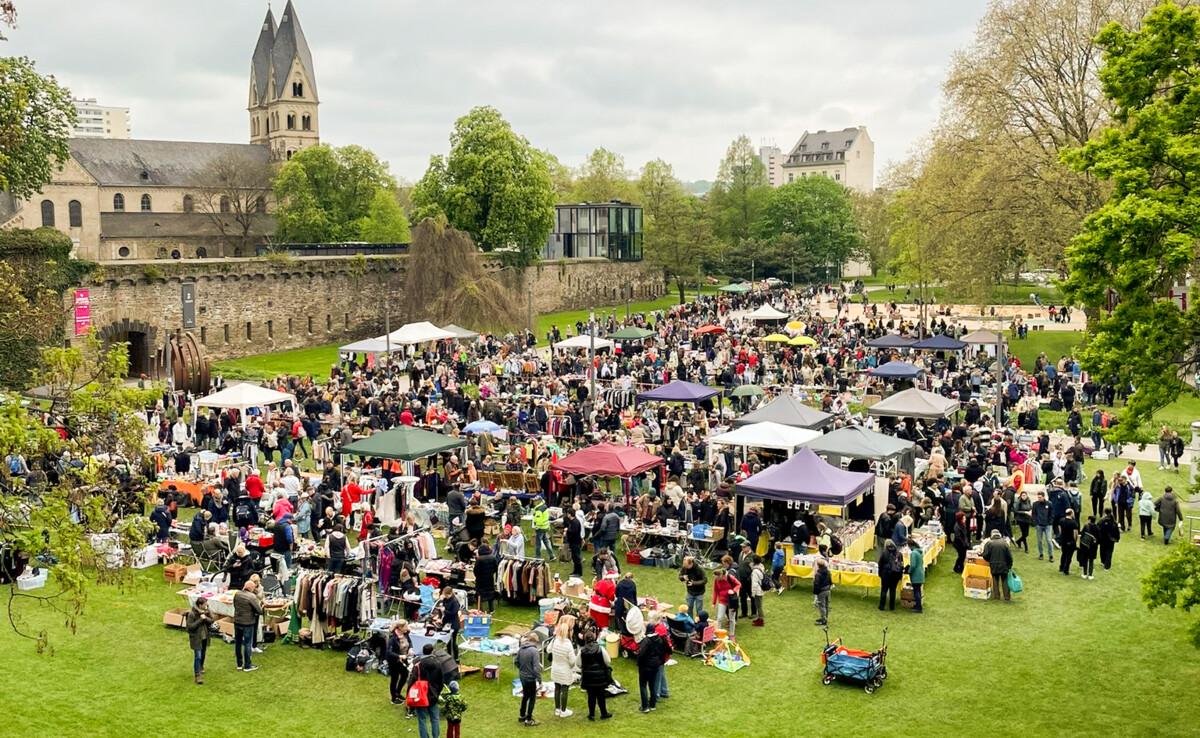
[
  {"xmin": 551, "ymin": 442, "xmax": 664, "ymax": 478},
  {"xmin": 692, "ymin": 324, "xmax": 726, "ymax": 335}
]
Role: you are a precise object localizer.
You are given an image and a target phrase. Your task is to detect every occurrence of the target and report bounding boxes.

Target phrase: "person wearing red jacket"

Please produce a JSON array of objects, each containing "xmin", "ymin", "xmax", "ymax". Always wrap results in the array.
[
  {"xmin": 590, "ymin": 577, "xmax": 616, "ymax": 629},
  {"xmin": 341, "ymin": 481, "xmax": 365, "ymax": 518},
  {"xmin": 712, "ymin": 566, "xmax": 741, "ymax": 640},
  {"xmin": 244, "ymin": 472, "xmax": 265, "ymax": 501}
]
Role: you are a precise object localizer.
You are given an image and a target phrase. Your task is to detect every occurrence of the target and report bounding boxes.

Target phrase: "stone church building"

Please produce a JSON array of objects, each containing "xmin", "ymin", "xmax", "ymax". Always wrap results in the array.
[{"xmin": 0, "ymin": 1, "xmax": 319, "ymax": 262}]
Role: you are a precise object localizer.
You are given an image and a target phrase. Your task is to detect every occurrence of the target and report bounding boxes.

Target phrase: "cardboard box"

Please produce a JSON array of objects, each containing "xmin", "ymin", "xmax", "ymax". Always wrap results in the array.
[
  {"xmin": 180, "ymin": 564, "xmax": 205, "ymax": 584},
  {"xmin": 216, "ymin": 616, "xmax": 235, "ymax": 638},
  {"xmin": 274, "ymin": 620, "xmax": 290, "ymax": 637},
  {"xmin": 163, "ymin": 563, "xmax": 187, "ymax": 582},
  {"xmin": 965, "ymin": 575, "xmax": 991, "ymax": 591},
  {"xmin": 163, "ymin": 607, "xmax": 189, "ymax": 628},
  {"xmin": 708, "ymin": 526, "xmax": 724, "ymax": 541}
]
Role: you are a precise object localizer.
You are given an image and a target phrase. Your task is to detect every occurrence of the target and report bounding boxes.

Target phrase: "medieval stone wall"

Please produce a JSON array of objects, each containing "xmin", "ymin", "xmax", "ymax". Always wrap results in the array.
[{"xmin": 71, "ymin": 255, "xmax": 665, "ymax": 361}]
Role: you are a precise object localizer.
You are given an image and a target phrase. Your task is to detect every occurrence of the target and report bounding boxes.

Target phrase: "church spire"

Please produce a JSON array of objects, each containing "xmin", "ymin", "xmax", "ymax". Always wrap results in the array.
[
  {"xmin": 249, "ymin": 8, "xmax": 276, "ymax": 106},
  {"xmin": 272, "ymin": 0, "xmax": 318, "ymax": 102}
]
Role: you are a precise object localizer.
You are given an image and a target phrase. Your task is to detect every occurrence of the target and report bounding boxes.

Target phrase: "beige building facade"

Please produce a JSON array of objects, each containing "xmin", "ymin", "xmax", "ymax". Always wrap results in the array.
[
  {"xmin": 72, "ymin": 98, "xmax": 131, "ymax": 139},
  {"xmin": 779, "ymin": 126, "xmax": 874, "ymax": 193},
  {"xmin": 1, "ymin": 1, "xmax": 315, "ymax": 261}
]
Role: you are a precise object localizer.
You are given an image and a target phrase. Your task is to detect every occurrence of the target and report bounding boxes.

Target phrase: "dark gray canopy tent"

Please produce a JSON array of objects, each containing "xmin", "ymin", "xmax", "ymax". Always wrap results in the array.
[{"xmin": 731, "ymin": 393, "xmax": 833, "ymax": 430}]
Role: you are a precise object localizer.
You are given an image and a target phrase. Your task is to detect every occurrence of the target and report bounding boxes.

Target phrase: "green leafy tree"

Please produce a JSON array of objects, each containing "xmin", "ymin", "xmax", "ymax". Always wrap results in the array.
[
  {"xmin": 1142, "ymin": 542, "xmax": 1200, "ymax": 648},
  {"xmin": 852, "ymin": 188, "xmax": 895, "ymax": 276},
  {"xmin": 709, "ymin": 135, "xmax": 771, "ymax": 248},
  {"xmin": 571, "ymin": 147, "xmax": 636, "ymax": 203},
  {"xmin": 757, "ymin": 177, "xmax": 864, "ymax": 276},
  {"xmin": 411, "ymin": 106, "xmax": 554, "ymax": 268},
  {"xmin": 2, "ymin": 333, "xmax": 158, "ymax": 652},
  {"xmin": 639, "ymin": 159, "xmax": 715, "ymax": 302},
  {"xmin": 0, "ymin": 56, "xmax": 75, "ymax": 198},
  {"xmin": 272, "ymin": 144, "xmax": 405, "ymax": 244},
  {"xmin": 360, "ymin": 189, "xmax": 411, "ymax": 244},
  {"xmin": 1061, "ymin": 1, "xmax": 1200, "ymax": 441},
  {"xmin": 541, "ymin": 151, "xmax": 576, "ymax": 204},
  {"xmin": 0, "ymin": 228, "xmax": 95, "ymax": 390}
]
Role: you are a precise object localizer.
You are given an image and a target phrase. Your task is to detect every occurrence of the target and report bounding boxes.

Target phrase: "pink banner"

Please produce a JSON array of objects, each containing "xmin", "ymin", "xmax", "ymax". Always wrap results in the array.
[{"xmin": 73, "ymin": 288, "xmax": 91, "ymax": 336}]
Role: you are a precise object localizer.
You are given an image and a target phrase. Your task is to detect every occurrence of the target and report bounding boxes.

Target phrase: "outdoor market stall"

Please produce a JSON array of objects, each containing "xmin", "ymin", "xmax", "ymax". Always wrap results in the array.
[
  {"xmin": 867, "ymin": 361, "xmax": 925, "ymax": 380},
  {"xmin": 339, "ymin": 426, "xmax": 467, "ymax": 526},
  {"xmin": 553, "ymin": 334, "xmax": 616, "ymax": 351},
  {"xmin": 736, "ymin": 447, "xmax": 878, "ymax": 562},
  {"xmin": 911, "ymin": 334, "xmax": 968, "ymax": 351},
  {"xmin": 745, "ymin": 303, "xmax": 790, "ymax": 322},
  {"xmin": 710, "ymin": 421, "xmax": 821, "ymax": 459},
  {"xmin": 731, "ymin": 393, "xmax": 833, "ymax": 430},
  {"xmin": 801, "ymin": 426, "xmax": 918, "ymax": 521},
  {"xmin": 866, "ymin": 387, "xmax": 960, "ymax": 420},
  {"xmin": 192, "ymin": 383, "xmax": 298, "ymax": 428},
  {"xmin": 866, "ymin": 334, "xmax": 917, "ymax": 349}
]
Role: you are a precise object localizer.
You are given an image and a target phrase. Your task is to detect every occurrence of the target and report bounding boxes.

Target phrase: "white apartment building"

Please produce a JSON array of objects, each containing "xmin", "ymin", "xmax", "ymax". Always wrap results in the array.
[
  {"xmin": 779, "ymin": 126, "xmax": 874, "ymax": 193},
  {"xmin": 758, "ymin": 144, "xmax": 784, "ymax": 187},
  {"xmin": 72, "ymin": 98, "xmax": 131, "ymax": 139}
]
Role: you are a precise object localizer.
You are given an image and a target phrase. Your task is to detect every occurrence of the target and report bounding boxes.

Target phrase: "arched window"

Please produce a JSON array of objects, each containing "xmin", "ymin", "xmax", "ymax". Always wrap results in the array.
[
  {"xmin": 40, "ymin": 200, "xmax": 55, "ymax": 227},
  {"xmin": 195, "ymin": 247, "xmax": 207, "ymax": 259},
  {"xmin": 113, "ymin": 193, "xmax": 124, "ymax": 211},
  {"xmin": 68, "ymin": 200, "xmax": 82, "ymax": 227},
  {"xmin": 182, "ymin": 195, "xmax": 194, "ymax": 213},
  {"xmin": 254, "ymin": 196, "xmax": 266, "ymax": 213},
  {"xmin": 219, "ymin": 196, "xmax": 231, "ymax": 213},
  {"xmin": 292, "ymin": 81, "xmax": 303, "ymax": 97},
  {"xmin": 286, "ymin": 113, "xmax": 295, "ymax": 130},
  {"xmin": 140, "ymin": 194, "xmax": 151, "ymax": 211}
]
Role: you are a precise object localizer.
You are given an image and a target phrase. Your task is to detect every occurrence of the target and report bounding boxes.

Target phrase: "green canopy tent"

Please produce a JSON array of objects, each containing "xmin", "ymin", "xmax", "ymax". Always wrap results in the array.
[
  {"xmin": 339, "ymin": 427, "xmax": 466, "ymax": 520},
  {"xmin": 718, "ymin": 282, "xmax": 752, "ymax": 294},
  {"xmin": 609, "ymin": 326, "xmax": 655, "ymax": 341}
]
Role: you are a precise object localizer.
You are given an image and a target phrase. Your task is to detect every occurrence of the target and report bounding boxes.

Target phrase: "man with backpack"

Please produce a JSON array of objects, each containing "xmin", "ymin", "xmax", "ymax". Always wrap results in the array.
[{"xmin": 6, "ymin": 452, "xmax": 29, "ymax": 479}]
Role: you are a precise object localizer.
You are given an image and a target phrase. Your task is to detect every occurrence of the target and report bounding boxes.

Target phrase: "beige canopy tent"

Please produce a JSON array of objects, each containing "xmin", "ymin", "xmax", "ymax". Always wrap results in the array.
[{"xmin": 193, "ymin": 383, "xmax": 298, "ymax": 427}]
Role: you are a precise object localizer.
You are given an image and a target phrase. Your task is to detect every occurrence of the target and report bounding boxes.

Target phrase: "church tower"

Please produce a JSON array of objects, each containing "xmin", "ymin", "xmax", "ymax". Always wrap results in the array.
[{"xmin": 248, "ymin": 1, "xmax": 319, "ymax": 161}]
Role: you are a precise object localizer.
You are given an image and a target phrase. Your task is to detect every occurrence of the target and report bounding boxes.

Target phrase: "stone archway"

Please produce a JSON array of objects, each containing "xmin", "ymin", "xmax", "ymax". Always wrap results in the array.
[{"xmin": 96, "ymin": 318, "xmax": 159, "ymax": 378}]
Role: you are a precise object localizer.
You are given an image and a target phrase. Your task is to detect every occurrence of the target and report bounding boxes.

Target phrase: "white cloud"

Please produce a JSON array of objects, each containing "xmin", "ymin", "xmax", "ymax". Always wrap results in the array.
[{"xmin": 5, "ymin": 0, "xmax": 989, "ymax": 181}]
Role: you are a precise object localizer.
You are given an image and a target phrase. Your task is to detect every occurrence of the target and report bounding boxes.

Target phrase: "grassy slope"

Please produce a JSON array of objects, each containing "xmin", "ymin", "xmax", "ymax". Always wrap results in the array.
[
  {"xmin": 2, "ymin": 458, "xmax": 1197, "ymax": 737},
  {"xmin": 867, "ymin": 284, "xmax": 1065, "ymax": 305},
  {"xmin": 213, "ymin": 288, "xmax": 718, "ymax": 381}
]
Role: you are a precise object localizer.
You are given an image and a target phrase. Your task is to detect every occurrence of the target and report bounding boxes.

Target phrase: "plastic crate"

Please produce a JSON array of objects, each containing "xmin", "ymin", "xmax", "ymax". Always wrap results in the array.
[{"xmin": 463, "ymin": 614, "xmax": 491, "ymax": 638}]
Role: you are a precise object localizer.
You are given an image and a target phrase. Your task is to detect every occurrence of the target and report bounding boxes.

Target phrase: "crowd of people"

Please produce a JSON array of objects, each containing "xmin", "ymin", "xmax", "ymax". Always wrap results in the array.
[{"xmin": 47, "ymin": 280, "xmax": 1185, "ymax": 735}]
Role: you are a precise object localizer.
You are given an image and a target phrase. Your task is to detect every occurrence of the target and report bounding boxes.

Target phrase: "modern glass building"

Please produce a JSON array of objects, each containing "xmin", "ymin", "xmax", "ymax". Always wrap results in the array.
[{"xmin": 543, "ymin": 200, "xmax": 643, "ymax": 261}]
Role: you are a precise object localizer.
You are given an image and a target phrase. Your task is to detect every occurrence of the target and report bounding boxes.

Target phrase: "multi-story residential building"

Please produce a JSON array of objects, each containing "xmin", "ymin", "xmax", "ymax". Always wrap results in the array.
[
  {"xmin": 758, "ymin": 144, "xmax": 783, "ymax": 187},
  {"xmin": 779, "ymin": 126, "xmax": 874, "ymax": 193},
  {"xmin": 72, "ymin": 98, "xmax": 131, "ymax": 139}
]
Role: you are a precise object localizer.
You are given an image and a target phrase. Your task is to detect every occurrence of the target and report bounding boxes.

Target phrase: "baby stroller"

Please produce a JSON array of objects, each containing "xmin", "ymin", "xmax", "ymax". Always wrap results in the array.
[
  {"xmin": 821, "ymin": 627, "xmax": 888, "ymax": 694},
  {"xmin": 617, "ymin": 605, "xmax": 644, "ymax": 658}
]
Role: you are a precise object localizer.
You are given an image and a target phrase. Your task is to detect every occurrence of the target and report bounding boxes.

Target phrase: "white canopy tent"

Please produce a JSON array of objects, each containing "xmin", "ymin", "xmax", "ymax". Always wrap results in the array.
[
  {"xmin": 340, "ymin": 337, "xmax": 393, "ymax": 354},
  {"xmin": 193, "ymin": 383, "xmax": 298, "ymax": 428},
  {"xmin": 745, "ymin": 303, "xmax": 790, "ymax": 321},
  {"xmin": 709, "ymin": 421, "xmax": 821, "ymax": 456},
  {"xmin": 385, "ymin": 321, "xmax": 457, "ymax": 346},
  {"xmin": 554, "ymin": 334, "xmax": 615, "ymax": 351}
]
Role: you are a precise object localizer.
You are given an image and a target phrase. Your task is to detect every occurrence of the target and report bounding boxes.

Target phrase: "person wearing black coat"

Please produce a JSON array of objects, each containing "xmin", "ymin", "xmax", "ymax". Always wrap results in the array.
[
  {"xmin": 472, "ymin": 546, "xmax": 499, "ymax": 612},
  {"xmin": 613, "ymin": 573, "xmax": 638, "ymax": 632},
  {"xmin": 223, "ymin": 546, "xmax": 256, "ymax": 590},
  {"xmin": 566, "ymin": 511, "xmax": 584, "ymax": 577},
  {"xmin": 952, "ymin": 512, "xmax": 970, "ymax": 574},
  {"xmin": 406, "ymin": 646, "xmax": 445, "ymax": 731},
  {"xmin": 636, "ymin": 630, "xmax": 665, "ymax": 712},
  {"xmin": 1098, "ymin": 510, "xmax": 1121, "ymax": 570},
  {"xmin": 149, "ymin": 503, "xmax": 172, "ymax": 543},
  {"xmin": 578, "ymin": 632, "xmax": 613, "ymax": 719},
  {"xmin": 438, "ymin": 586, "xmax": 461, "ymax": 660},
  {"xmin": 385, "ymin": 622, "xmax": 412, "ymax": 704}
]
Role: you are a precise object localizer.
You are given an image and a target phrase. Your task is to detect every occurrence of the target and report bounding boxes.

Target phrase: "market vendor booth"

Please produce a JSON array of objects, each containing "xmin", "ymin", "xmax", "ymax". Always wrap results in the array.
[
  {"xmin": 192, "ymin": 382, "xmax": 298, "ymax": 429},
  {"xmin": 801, "ymin": 425, "xmax": 917, "ymax": 521},
  {"xmin": 339, "ymin": 426, "xmax": 466, "ymax": 527},
  {"xmin": 731, "ymin": 393, "xmax": 833, "ymax": 430}
]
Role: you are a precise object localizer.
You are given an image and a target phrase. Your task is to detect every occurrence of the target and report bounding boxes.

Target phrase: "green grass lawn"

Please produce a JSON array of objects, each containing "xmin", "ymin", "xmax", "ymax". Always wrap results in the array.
[
  {"xmin": 213, "ymin": 287, "xmax": 719, "ymax": 381},
  {"xmin": 3, "ymin": 453, "xmax": 1198, "ymax": 737}
]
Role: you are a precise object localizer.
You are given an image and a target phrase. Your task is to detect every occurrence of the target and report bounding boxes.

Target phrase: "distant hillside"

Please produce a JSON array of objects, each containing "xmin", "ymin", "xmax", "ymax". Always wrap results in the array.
[{"xmin": 682, "ymin": 180, "xmax": 712, "ymax": 196}]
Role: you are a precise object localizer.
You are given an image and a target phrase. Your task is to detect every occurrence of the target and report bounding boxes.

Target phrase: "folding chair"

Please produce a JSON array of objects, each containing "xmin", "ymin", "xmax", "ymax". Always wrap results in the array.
[{"xmin": 689, "ymin": 624, "xmax": 716, "ymax": 659}]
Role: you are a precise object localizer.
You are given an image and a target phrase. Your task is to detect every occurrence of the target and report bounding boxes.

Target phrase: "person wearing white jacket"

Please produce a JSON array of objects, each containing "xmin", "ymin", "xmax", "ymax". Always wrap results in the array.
[
  {"xmin": 1137, "ymin": 490, "xmax": 1156, "ymax": 539},
  {"xmin": 550, "ymin": 616, "xmax": 578, "ymax": 718}
]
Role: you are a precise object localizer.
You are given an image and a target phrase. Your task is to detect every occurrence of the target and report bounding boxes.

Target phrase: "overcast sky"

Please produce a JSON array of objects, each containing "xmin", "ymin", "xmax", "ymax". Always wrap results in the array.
[{"xmin": 6, "ymin": 0, "xmax": 990, "ymax": 183}]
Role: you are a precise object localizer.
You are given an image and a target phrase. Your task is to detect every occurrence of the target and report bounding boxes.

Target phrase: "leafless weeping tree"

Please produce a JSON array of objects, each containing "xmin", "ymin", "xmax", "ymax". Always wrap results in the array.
[
  {"xmin": 192, "ymin": 152, "xmax": 276, "ymax": 253},
  {"xmin": 403, "ymin": 218, "xmax": 523, "ymax": 333}
]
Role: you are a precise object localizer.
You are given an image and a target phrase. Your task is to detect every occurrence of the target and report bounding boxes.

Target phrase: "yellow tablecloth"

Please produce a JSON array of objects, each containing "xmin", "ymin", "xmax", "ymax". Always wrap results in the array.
[
  {"xmin": 781, "ymin": 520, "xmax": 876, "ymax": 564},
  {"xmin": 783, "ymin": 534, "xmax": 946, "ymax": 590}
]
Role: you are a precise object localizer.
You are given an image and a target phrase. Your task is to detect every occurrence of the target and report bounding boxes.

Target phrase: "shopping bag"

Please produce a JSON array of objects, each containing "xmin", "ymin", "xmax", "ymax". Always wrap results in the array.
[
  {"xmin": 405, "ymin": 665, "xmax": 430, "ymax": 707},
  {"xmin": 1006, "ymin": 569, "xmax": 1023, "ymax": 594}
]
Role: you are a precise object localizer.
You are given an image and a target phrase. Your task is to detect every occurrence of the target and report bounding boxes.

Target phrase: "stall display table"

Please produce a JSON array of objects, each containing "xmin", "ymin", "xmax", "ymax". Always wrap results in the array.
[
  {"xmin": 158, "ymin": 478, "xmax": 213, "ymax": 506},
  {"xmin": 783, "ymin": 529, "xmax": 945, "ymax": 591},
  {"xmin": 178, "ymin": 586, "xmax": 289, "ymax": 618}
]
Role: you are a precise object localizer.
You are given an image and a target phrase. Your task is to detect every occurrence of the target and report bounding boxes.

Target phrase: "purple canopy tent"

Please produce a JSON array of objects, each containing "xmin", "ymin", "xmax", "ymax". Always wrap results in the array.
[
  {"xmin": 636, "ymin": 379, "xmax": 721, "ymax": 404},
  {"xmin": 735, "ymin": 447, "xmax": 875, "ymax": 506}
]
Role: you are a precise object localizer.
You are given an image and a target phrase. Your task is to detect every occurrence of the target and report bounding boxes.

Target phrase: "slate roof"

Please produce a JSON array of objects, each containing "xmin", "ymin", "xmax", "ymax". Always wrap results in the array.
[
  {"xmin": 784, "ymin": 127, "xmax": 862, "ymax": 164},
  {"xmin": 250, "ymin": 9, "xmax": 277, "ymax": 105},
  {"xmin": 68, "ymin": 139, "xmax": 271, "ymax": 187},
  {"xmin": 272, "ymin": 1, "xmax": 318, "ymax": 100}
]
